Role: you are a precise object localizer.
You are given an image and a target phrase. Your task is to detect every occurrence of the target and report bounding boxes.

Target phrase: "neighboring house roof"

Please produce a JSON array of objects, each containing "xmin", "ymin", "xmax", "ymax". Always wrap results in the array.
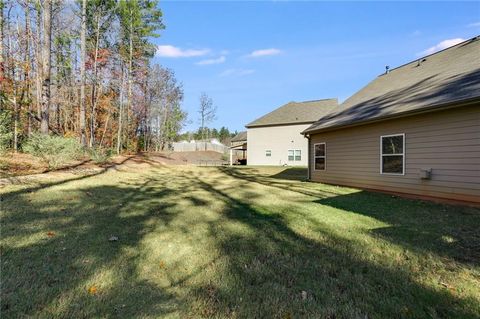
[
  {"xmin": 246, "ymin": 98, "xmax": 338, "ymax": 128},
  {"xmin": 231, "ymin": 131, "xmax": 247, "ymax": 142},
  {"xmin": 303, "ymin": 36, "xmax": 480, "ymax": 134}
]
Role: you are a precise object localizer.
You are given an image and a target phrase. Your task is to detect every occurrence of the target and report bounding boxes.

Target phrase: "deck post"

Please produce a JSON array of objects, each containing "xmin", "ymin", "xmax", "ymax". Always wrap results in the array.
[{"xmin": 229, "ymin": 149, "xmax": 233, "ymax": 166}]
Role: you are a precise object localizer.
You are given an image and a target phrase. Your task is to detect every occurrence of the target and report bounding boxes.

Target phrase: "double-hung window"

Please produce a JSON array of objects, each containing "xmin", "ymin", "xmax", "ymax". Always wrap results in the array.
[
  {"xmin": 288, "ymin": 149, "xmax": 302, "ymax": 161},
  {"xmin": 380, "ymin": 134, "xmax": 405, "ymax": 175},
  {"xmin": 294, "ymin": 150, "xmax": 301, "ymax": 161},
  {"xmin": 265, "ymin": 150, "xmax": 272, "ymax": 157},
  {"xmin": 314, "ymin": 143, "xmax": 326, "ymax": 170},
  {"xmin": 288, "ymin": 150, "xmax": 294, "ymax": 161}
]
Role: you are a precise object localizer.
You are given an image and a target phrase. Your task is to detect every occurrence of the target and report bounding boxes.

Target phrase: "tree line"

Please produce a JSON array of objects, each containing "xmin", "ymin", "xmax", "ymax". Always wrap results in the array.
[
  {"xmin": 0, "ymin": 0, "xmax": 186, "ymax": 154},
  {"xmin": 177, "ymin": 126, "xmax": 238, "ymax": 145}
]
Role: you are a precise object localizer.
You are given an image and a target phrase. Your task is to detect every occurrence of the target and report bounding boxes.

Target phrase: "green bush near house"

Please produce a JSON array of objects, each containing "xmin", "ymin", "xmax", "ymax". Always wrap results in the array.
[
  {"xmin": 22, "ymin": 134, "xmax": 84, "ymax": 169},
  {"xmin": 88, "ymin": 147, "xmax": 113, "ymax": 165}
]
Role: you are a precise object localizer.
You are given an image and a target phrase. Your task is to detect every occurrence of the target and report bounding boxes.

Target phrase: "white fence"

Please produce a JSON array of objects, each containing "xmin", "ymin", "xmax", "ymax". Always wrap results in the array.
[{"xmin": 172, "ymin": 142, "xmax": 229, "ymax": 153}]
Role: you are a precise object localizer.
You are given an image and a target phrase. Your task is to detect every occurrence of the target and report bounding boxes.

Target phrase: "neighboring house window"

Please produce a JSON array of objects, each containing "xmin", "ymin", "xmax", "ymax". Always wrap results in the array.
[
  {"xmin": 265, "ymin": 150, "xmax": 271, "ymax": 157},
  {"xmin": 295, "ymin": 150, "xmax": 301, "ymax": 161},
  {"xmin": 314, "ymin": 143, "xmax": 326, "ymax": 170},
  {"xmin": 288, "ymin": 150, "xmax": 294, "ymax": 161},
  {"xmin": 288, "ymin": 149, "xmax": 302, "ymax": 161},
  {"xmin": 381, "ymin": 134, "xmax": 405, "ymax": 175}
]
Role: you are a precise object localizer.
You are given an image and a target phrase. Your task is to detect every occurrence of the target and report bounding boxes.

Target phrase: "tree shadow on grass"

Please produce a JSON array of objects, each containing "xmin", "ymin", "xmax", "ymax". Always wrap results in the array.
[
  {"xmin": 2, "ymin": 167, "xmax": 479, "ymax": 318},
  {"xmin": 0, "ymin": 155, "xmax": 136, "ymax": 197},
  {"xmin": 218, "ymin": 167, "xmax": 344, "ymax": 199},
  {"xmin": 179, "ymin": 170, "xmax": 480, "ymax": 318},
  {"xmin": 1, "ymin": 173, "xmax": 186, "ymax": 318},
  {"xmin": 270, "ymin": 167, "xmax": 308, "ymax": 181},
  {"xmin": 220, "ymin": 166, "xmax": 480, "ymax": 266},
  {"xmin": 316, "ymin": 191, "xmax": 480, "ymax": 266}
]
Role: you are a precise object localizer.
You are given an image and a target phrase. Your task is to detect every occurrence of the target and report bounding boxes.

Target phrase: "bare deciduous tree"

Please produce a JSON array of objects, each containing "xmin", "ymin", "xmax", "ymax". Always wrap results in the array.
[
  {"xmin": 79, "ymin": 0, "xmax": 86, "ymax": 145},
  {"xmin": 198, "ymin": 92, "xmax": 217, "ymax": 148},
  {"xmin": 0, "ymin": 0, "xmax": 4, "ymax": 85}
]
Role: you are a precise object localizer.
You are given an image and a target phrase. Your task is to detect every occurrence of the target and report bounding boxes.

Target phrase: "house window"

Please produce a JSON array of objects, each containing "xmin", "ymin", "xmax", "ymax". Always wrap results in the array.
[
  {"xmin": 288, "ymin": 149, "xmax": 301, "ymax": 161},
  {"xmin": 288, "ymin": 150, "xmax": 294, "ymax": 161},
  {"xmin": 295, "ymin": 150, "xmax": 301, "ymax": 161},
  {"xmin": 314, "ymin": 143, "xmax": 326, "ymax": 170},
  {"xmin": 380, "ymin": 134, "xmax": 405, "ymax": 175},
  {"xmin": 265, "ymin": 150, "xmax": 271, "ymax": 157}
]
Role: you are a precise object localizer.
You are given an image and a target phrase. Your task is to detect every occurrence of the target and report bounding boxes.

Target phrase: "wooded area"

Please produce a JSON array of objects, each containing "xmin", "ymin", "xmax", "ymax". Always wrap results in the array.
[{"xmin": 0, "ymin": 0, "xmax": 187, "ymax": 154}]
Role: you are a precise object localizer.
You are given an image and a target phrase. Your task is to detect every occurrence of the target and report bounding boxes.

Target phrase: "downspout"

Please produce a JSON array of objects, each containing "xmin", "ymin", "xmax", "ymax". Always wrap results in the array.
[{"xmin": 305, "ymin": 133, "xmax": 311, "ymax": 181}]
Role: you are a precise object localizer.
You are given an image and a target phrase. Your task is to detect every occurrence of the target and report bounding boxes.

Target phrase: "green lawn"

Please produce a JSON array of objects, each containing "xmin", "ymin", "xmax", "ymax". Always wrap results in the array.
[{"xmin": 1, "ymin": 164, "xmax": 479, "ymax": 318}]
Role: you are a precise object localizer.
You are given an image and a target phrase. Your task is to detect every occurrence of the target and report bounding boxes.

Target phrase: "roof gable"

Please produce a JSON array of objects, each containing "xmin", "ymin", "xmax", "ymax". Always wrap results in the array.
[
  {"xmin": 246, "ymin": 99, "xmax": 338, "ymax": 128},
  {"xmin": 304, "ymin": 36, "xmax": 480, "ymax": 134}
]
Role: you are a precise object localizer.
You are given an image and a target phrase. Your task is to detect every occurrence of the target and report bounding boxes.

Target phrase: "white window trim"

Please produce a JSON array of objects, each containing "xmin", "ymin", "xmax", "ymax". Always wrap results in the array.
[
  {"xmin": 287, "ymin": 149, "xmax": 294, "ymax": 161},
  {"xmin": 313, "ymin": 142, "xmax": 326, "ymax": 171},
  {"xmin": 287, "ymin": 149, "xmax": 302, "ymax": 161},
  {"xmin": 294, "ymin": 149, "xmax": 301, "ymax": 161},
  {"xmin": 380, "ymin": 133, "xmax": 405, "ymax": 175}
]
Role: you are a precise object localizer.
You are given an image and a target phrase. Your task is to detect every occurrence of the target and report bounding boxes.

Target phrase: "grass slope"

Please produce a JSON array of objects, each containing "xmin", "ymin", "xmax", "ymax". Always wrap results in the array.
[{"xmin": 1, "ymin": 164, "xmax": 479, "ymax": 318}]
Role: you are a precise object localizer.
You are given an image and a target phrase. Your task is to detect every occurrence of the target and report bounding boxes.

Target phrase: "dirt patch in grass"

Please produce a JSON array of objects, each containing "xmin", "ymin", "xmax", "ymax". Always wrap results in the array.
[
  {"xmin": 0, "ymin": 152, "xmax": 160, "ymax": 181},
  {"xmin": 0, "ymin": 151, "xmax": 227, "ymax": 180},
  {"xmin": 0, "ymin": 152, "xmax": 50, "ymax": 177},
  {"xmin": 0, "ymin": 154, "xmax": 152, "ymax": 187}
]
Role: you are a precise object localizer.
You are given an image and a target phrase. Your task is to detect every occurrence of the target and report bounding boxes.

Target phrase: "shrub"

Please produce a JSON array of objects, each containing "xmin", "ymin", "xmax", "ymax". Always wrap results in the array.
[
  {"xmin": 88, "ymin": 147, "xmax": 113, "ymax": 165},
  {"xmin": 23, "ymin": 134, "xmax": 84, "ymax": 169},
  {"xmin": 0, "ymin": 110, "xmax": 12, "ymax": 154}
]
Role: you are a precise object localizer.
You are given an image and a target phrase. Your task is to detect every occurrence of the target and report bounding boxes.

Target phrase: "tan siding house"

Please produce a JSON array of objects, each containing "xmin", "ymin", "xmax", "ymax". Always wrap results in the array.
[
  {"xmin": 303, "ymin": 36, "xmax": 480, "ymax": 204},
  {"xmin": 246, "ymin": 99, "xmax": 337, "ymax": 166}
]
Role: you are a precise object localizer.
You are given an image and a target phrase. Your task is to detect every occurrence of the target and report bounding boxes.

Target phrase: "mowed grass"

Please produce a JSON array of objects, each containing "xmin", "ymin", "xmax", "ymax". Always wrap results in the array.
[{"xmin": 1, "ymin": 164, "xmax": 479, "ymax": 318}]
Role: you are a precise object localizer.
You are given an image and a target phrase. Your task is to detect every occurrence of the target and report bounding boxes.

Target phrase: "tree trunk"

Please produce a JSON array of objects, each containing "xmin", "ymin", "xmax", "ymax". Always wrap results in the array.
[
  {"xmin": 89, "ymin": 14, "xmax": 101, "ymax": 147},
  {"xmin": 116, "ymin": 67, "xmax": 124, "ymax": 154},
  {"xmin": 40, "ymin": 0, "xmax": 52, "ymax": 134},
  {"xmin": 155, "ymin": 114, "xmax": 160, "ymax": 152},
  {"xmin": 79, "ymin": 0, "xmax": 86, "ymax": 145},
  {"xmin": 99, "ymin": 112, "xmax": 110, "ymax": 148},
  {"xmin": 5, "ymin": 5, "xmax": 21, "ymax": 151},
  {"xmin": 25, "ymin": 2, "xmax": 32, "ymax": 135},
  {"xmin": 201, "ymin": 115, "xmax": 205, "ymax": 150},
  {"xmin": 55, "ymin": 29, "xmax": 61, "ymax": 133},
  {"xmin": 125, "ymin": 16, "xmax": 133, "ymax": 151},
  {"xmin": 10, "ymin": 24, "xmax": 18, "ymax": 151},
  {"xmin": 161, "ymin": 102, "xmax": 169, "ymax": 151},
  {"xmin": 35, "ymin": 0, "xmax": 42, "ymax": 117},
  {"xmin": 142, "ymin": 74, "xmax": 148, "ymax": 152},
  {"xmin": 3, "ymin": 3, "xmax": 16, "ymax": 149},
  {"xmin": 0, "ymin": 0, "xmax": 4, "ymax": 86}
]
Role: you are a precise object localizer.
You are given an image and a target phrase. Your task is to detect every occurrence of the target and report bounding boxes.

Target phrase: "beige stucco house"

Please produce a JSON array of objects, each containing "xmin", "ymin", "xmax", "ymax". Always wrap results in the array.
[
  {"xmin": 245, "ymin": 99, "xmax": 337, "ymax": 166},
  {"xmin": 303, "ymin": 36, "xmax": 480, "ymax": 204}
]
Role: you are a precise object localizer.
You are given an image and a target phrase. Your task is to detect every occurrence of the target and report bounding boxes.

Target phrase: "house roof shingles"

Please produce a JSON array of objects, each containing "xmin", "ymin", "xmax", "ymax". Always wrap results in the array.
[
  {"xmin": 231, "ymin": 131, "xmax": 247, "ymax": 142},
  {"xmin": 246, "ymin": 98, "xmax": 338, "ymax": 128},
  {"xmin": 303, "ymin": 36, "xmax": 480, "ymax": 134}
]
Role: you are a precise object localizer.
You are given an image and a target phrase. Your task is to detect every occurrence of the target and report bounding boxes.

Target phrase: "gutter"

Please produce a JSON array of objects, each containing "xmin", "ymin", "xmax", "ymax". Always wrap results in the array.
[{"xmin": 246, "ymin": 121, "xmax": 317, "ymax": 129}]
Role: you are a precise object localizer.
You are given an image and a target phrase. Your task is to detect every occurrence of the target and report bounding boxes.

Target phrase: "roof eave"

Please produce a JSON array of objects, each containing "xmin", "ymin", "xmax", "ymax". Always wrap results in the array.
[
  {"xmin": 302, "ymin": 97, "xmax": 480, "ymax": 136},
  {"xmin": 246, "ymin": 121, "xmax": 317, "ymax": 129}
]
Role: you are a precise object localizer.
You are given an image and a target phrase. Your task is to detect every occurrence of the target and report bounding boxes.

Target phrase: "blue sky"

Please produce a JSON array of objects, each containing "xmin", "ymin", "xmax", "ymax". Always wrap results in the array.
[{"xmin": 151, "ymin": 1, "xmax": 480, "ymax": 132}]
